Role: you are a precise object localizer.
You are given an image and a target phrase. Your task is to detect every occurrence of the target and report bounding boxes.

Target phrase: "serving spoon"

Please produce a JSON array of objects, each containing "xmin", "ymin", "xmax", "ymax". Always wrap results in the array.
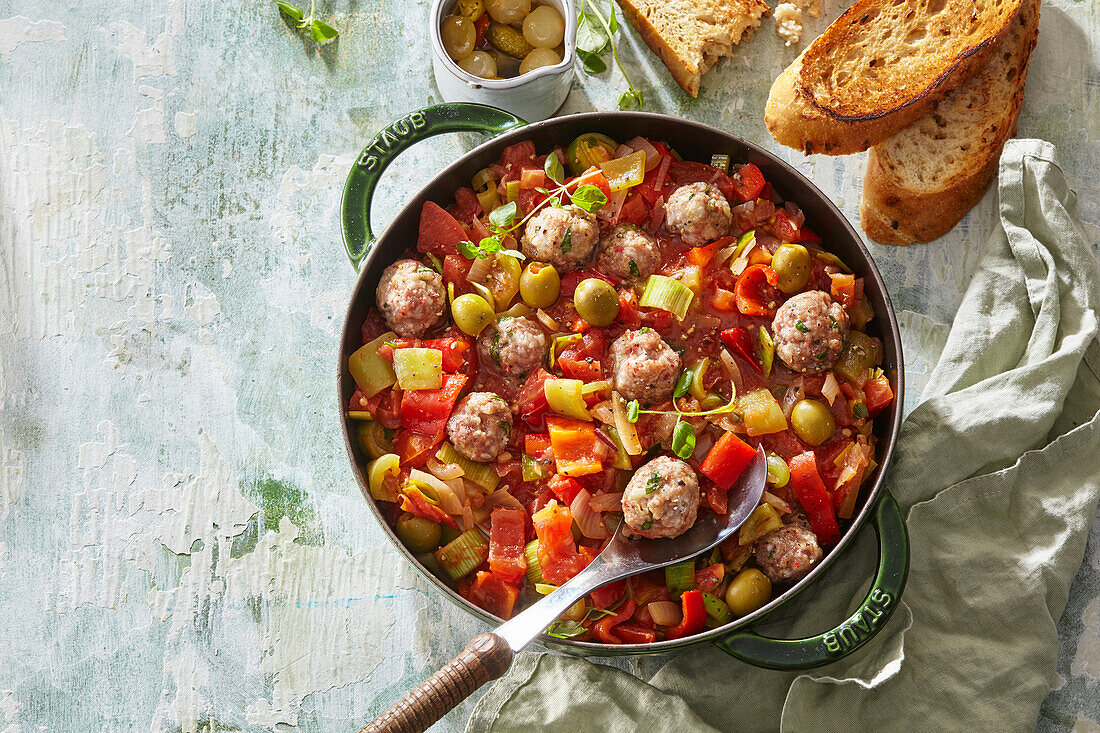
[{"xmin": 363, "ymin": 447, "xmax": 767, "ymax": 733}]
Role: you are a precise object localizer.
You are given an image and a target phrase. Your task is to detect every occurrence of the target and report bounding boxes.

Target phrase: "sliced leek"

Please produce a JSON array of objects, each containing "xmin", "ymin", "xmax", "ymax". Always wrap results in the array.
[
  {"xmin": 549, "ymin": 333, "xmax": 582, "ymax": 369},
  {"xmin": 640, "ymin": 275, "xmax": 694, "ymax": 320},
  {"xmin": 738, "ymin": 503, "xmax": 783, "ymax": 545},
  {"xmin": 437, "ymin": 442, "xmax": 499, "ymax": 493},
  {"xmin": 524, "ymin": 539, "xmax": 544, "ymax": 584},
  {"xmin": 436, "ymin": 529, "xmax": 489, "ymax": 580},
  {"xmin": 367, "ymin": 453, "xmax": 401, "ymax": 502},
  {"xmin": 544, "ymin": 378, "xmax": 592, "ymax": 421}
]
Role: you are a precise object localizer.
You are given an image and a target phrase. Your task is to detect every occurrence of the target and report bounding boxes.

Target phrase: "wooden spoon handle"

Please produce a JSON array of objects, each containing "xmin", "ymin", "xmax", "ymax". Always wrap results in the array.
[{"xmin": 360, "ymin": 633, "xmax": 514, "ymax": 733}]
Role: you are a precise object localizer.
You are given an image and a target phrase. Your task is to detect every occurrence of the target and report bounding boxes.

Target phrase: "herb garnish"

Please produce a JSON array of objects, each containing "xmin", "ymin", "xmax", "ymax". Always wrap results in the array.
[
  {"xmin": 794, "ymin": 320, "xmax": 810, "ymax": 333},
  {"xmin": 276, "ymin": 0, "xmax": 338, "ymax": 44},
  {"xmin": 645, "ymin": 471, "xmax": 662, "ymax": 495},
  {"xmin": 575, "ymin": 0, "xmax": 644, "ymax": 109}
]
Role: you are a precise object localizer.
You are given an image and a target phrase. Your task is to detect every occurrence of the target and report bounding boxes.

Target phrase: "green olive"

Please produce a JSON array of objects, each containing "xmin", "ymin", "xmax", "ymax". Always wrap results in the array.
[
  {"xmin": 439, "ymin": 524, "xmax": 462, "ymax": 546},
  {"xmin": 790, "ymin": 398, "xmax": 836, "ymax": 446},
  {"xmin": 725, "ymin": 568, "xmax": 772, "ymax": 616},
  {"xmin": 573, "ymin": 278, "xmax": 620, "ymax": 327},
  {"xmin": 396, "ymin": 514, "xmax": 442, "ymax": 553},
  {"xmin": 835, "ymin": 330, "xmax": 879, "ymax": 383},
  {"xmin": 772, "ymin": 243, "xmax": 812, "ymax": 294},
  {"xmin": 451, "ymin": 293, "xmax": 495, "ymax": 336},
  {"xmin": 520, "ymin": 261, "xmax": 561, "ymax": 309}
]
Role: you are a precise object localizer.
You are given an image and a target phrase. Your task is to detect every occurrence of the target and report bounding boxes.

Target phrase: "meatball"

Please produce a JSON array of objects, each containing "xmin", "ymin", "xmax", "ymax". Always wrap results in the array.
[
  {"xmin": 376, "ymin": 259, "xmax": 446, "ymax": 337},
  {"xmin": 594, "ymin": 224, "xmax": 661, "ymax": 281},
  {"xmin": 622, "ymin": 456, "xmax": 700, "ymax": 538},
  {"xmin": 446, "ymin": 392, "xmax": 513, "ymax": 462},
  {"xmin": 607, "ymin": 329, "xmax": 681, "ymax": 406},
  {"xmin": 664, "ymin": 182, "xmax": 732, "ymax": 246},
  {"xmin": 771, "ymin": 290, "xmax": 850, "ymax": 373},
  {"xmin": 754, "ymin": 523, "xmax": 823, "ymax": 582},
  {"xmin": 477, "ymin": 316, "xmax": 548, "ymax": 380},
  {"xmin": 520, "ymin": 205, "xmax": 599, "ymax": 272}
]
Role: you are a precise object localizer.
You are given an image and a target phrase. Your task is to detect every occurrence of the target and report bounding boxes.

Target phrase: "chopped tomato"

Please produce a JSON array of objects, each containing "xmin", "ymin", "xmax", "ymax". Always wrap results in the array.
[
  {"xmin": 700, "ymin": 431, "xmax": 757, "ymax": 491},
  {"xmin": 734, "ymin": 264, "xmax": 781, "ymax": 317},
  {"xmin": 863, "ymin": 376, "xmax": 894, "ymax": 415},
  {"xmin": 589, "ymin": 579, "xmax": 625, "ymax": 610},
  {"xmin": 516, "ymin": 367, "xmax": 554, "ymax": 426},
  {"xmin": 616, "ymin": 289, "xmax": 642, "ymax": 329},
  {"xmin": 788, "ymin": 451, "xmax": 841, "ymax": 546},
  {"xmin": 443, "ymin": 254, "xmax": 473, "ymax": 293},
  {"xmin": 594, "ymin": 599, "xmax": 635, "ymax": 644},
  {"xmin": 667, "ymin": 159, "xmax": 735, "ymax": 202},
  {"xmin": 520, "ymin": 166, "xmax": 545, "ymax": 190},
  {"xmin": 707, "ymin": 286, "xmax": 739, "ymax": 313},
  {"xmin": 830, "ymin": 274, "xmax": 857, "ymax": 310},
  {"xmin": 771, "ymin": 210, "xmax": 802, "ymax": 243},
  {"xmin": 720, "ymin": 327, "xmax": 763, "ymax": 372},
  {"xmin": 612, "ymin": 622, "xmax": 656, "ymax": 644},
  {"xmin": 548, "ymin": 474, "xmax": 583, "ymax": 506},
  {"xmin": 666, "ymin": 590, "xmax": 706, "ymax": 640},
  {"xmin": 451, "ymin": 187, "xmax": 482, "ymax": 225},
  {"xmin": 374, "ymin": 388, "xmax": 403, "ymax": 430},
  {"xmin": 399, "ymin": 374, "xmax": 468, "ymax": 437},
  {"xmin": 399, "ymin": 486, "xmax": 457, "ymax": 528},
  {"xmin": 695, "ymin": 563, "xmax": 725, "ymax": 593},
  {"xmin": 619, "ymin": 191, "xmax": 648, "ymax": 224},
  {"xmin": 488, "ymin": 508, "xmax": 528, "ymax": 583},
  {"xmin": 729, "ymin": 163, "xmax": 766, "ymax": 203},
  {"xmin": 557, "ymin": 328, "xmax": 606, "ymax": 381},
  {"xmin": 464, "ymin": 571, "xmax": 520, "ymax": 620},
  {"xmin": 500, "ymin": 141, "xmax": 537, "ymax": 174},
  {"xmin": 546, "ymin": 416, "xmax": 603, "ymax": 477},
  {"xmin": 393, "ymin": 429, "xmax": 443, "ymax": 468},
  {"xmin": 798, "ymin": 226, "xmax": 823, "ymax": 245},
  {"xmin": 532, "ymin": 500, "xmax": 585, "ymax": 585},
  {"xmin": 636, "ymin": 152, "xmax": 672, "ymax": 205},
  {"xmin": 517, "ymin": 187, "xmax": 550, "ymax": 216},
  {"xmin": 417, "ymin": 200, "xmax": 468, "ymax": 256},
  {"xmin": 416, "ymin": 336, "xmax": 471, "ymax": 373},
  {"xmin": 348, "ymin": 388, "xmax": 370, "ymax": 412}
]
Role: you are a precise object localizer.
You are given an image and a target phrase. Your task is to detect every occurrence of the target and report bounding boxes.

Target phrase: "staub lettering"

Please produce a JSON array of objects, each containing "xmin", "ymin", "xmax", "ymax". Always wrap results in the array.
[
  {"xmin": 823, "ymin": 591, "xmax": 894, "ymax": 654},
  {"xmin": 357, "ymin": 112, "xmax": 428, "ymax": 171}
]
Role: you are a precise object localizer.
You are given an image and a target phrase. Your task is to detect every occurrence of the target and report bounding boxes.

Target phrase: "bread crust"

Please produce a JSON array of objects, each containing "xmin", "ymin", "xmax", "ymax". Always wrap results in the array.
[
  {"xmin": 860, "ymin": 0, "xmax": 1038, "ymax": 245},
  {"xmin": 766, "ymin": 0, "xmax": 1026, "ymax": 155}
]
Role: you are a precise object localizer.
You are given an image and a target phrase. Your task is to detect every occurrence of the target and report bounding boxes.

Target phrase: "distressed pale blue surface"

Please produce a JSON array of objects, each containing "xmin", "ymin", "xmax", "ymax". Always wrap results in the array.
[{"xmin": 0, "ymin": 1, "xmax": 1097, "ymax": 731}]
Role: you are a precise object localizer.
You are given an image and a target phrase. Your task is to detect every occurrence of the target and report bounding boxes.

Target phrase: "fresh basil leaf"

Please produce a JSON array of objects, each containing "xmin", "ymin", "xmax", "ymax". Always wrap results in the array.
[
  {"xmin": 606, "ymin": 1, "xmax": 618, "ymax": 33},
  {"xmin": 795, "ymin": 320, "xmax": 810, "ymax": 333},
  {"xmin": 577, "ymin": 48, "xmax": 607, "ymax": 74},
  {"xmin": 853, "ymin": 401, "xmax": 870, "ymax": 419},
  {"xmin": 672, "ymin": 421, "xmax": 695, "ymax": 459},
  {"xmin": 490, "ymin": 330, "xmax": 502, "ymax": 365},
  {"xmin": 276, "ymin": 0, "xmax": 304, "ymax": 21},
  {"xmin": 626, "ymin": 399, "xmax": 640, "ymax": 423},
  {"xmin": 457, "ymin": 240, "xmax": 478, "ymax": 259},
  {"xmin": 544, "ymin": 151, "xmax": 564, "ymax": 185},
  {"xmin": 644, "ymin": 471, "xmax": 662, "ymax": 495},
  {"xmin": 310, "ymin": 18, "xmax": 339, "ymax": 44},
  {"xmin": 640, "ymin": 518, "xmax": 653, "ymax": 530},
  {"xmin": 571, "ymin": 183, "xmax": 607, "ymax": 212},
  {"xmin": 549, "ymin": 195, "xmax": 563, "ymax": 208},
  {"xmin": 629, "ymin": 260, "xmax": 640, "ymax": 277},
  {"xmin": 479, "ymin": 236, "xmax": 503, "ymax": 257},
  {"xmin": 618, "ymin": 88, "xmax": 643, "ymax": 110},
  {"xmin": 560, "ymin": 229, "xmax": 572, "ymax": 253},
  {"xmin": 575, "ymin": 11, "xmax": 609, "ymax": 55},
  {"xmin": 673, "ymin": 368, "xmax": 694, "ymax": 401},
  {"xmin": 489, "ymin": 200, "xmax": 518, "ymax": 229}
]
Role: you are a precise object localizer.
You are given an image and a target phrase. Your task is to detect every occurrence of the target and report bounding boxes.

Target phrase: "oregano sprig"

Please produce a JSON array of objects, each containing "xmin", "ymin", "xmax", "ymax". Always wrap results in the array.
[{"xmin": 276, "ymin": 0, "xmax": 339, "ymax": 45}]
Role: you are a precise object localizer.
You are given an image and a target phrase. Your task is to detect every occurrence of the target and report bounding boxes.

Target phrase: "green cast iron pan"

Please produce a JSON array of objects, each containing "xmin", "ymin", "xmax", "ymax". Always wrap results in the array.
[{"xmin": 338, "ymin": 103, "xmax": 909, "ymax": 670}]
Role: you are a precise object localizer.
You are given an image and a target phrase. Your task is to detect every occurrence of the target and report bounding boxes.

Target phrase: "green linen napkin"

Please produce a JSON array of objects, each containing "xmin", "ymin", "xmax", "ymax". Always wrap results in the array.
[{"xmin": 466, "ymin": 139, "xmax": 1100, "ymax": 733}]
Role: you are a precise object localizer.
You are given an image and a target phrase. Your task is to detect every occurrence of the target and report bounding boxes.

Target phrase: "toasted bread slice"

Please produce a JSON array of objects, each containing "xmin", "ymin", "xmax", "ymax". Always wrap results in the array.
[
  {"xmin": 615, "ymin": 0, "xmax": 770, "ymax": 98},
  {"xmin": 861, "ymin": 0, "xmax": 1039, "ymax": 245},
  {"xmin": 765, "ymin": 0, "xmax": 1025, "ymax": 155}
]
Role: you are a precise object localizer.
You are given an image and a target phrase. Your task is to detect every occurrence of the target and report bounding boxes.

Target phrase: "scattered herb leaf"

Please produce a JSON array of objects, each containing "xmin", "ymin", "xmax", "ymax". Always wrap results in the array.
[
  {"xmin": 571, "ymin": 183, "xmax": 608, "ymax": 212},
  {"xmin": 627, "ymin": 399, "xmax": 640, "ymax": 423},
  {"xmin": 276, "ymin": 0, "xmax": 339, "ymax": 45},
  {"xmin": 544, "ymin": 152, "xmax": 565, "ymax": 185},
  {"xmin": 673, "ymin": 368, "xmax": 694, "ymax": 401},
  {"xmin": 672, "ymin": 420, "xmax": 695, "ymax": 459},
  {"xmin": 853, "ymin": 401, "xmax": 869, "ymax": 419},
  {"xmin": 489, "ymin": 201, "xmax": 518, "ymax": 229},
  {"xmin": 644, "ymin": 471, "xmax": 662, "ymax": 495},
  {"xmin": 794, "ymin": 320, "xmax": 810, "ymax": 333}
]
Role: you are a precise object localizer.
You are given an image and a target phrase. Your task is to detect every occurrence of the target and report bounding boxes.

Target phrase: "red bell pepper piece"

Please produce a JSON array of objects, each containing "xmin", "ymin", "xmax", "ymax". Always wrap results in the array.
[
  {"xmin": 667, "ymin": 589, "xmax": 707, "ymax": 640},
  {"xmin": 420, "ymin": 336, "xmax": 471, "ymax": 373},
  {"xmin": 399, "ymin": 486, "xmax": 458, "ymax": 528},
  {"xmin": 594, "ymin": 599, "xmax": 635, "ymax": 644},
  {"xmin": 699, "ymin": 431, "xmax": 757, "ymax": 491},
  {"xmin": 720, "ymin": 327, "xmax": 763, "ymax": 372},
  {"xmin": 417, "ymin": 200, "xmax": 469, "ymax": 256},
  {"xmin": 863, "ymin": 376, "xmax": 894, "ymax": 415},
  {"xmin": 532, "ymin": 501, "xmax": 586, "ymax": 585},
  {"xmin": 612, "ymin": 622, "xmax": 656, "ymax": 644},
  {"xmin": 474, "ymin": 11, "xmax": 490, "ymax": 46},
  {"xmin": 488, "ymin": 508, "xmax": 527, "ymax": 583},
  {"xmin": 830, "ymin": 273, "xmax": 857, "ymax": 310},
  {"xmin": 788, "ymin": 451, "xmax": 841, "ymax": 546},
  {"xmin": 771, "ymin": 210, "xmax": 802, "ymax": 243},
  {"xmin": 373, "ymin": 388, "xmax": 402, "ymax": 430},
  {"xmin": 399, "ymin": 373, "xmax": 467, "ymax": 437},
  {"xmin": 565, "ymin": 167, "xmax": 612, "ymax": 203},
  {"xmin": 548, "ymin": 474, "xmax": 583, "ymax": 506},
  {"xmin": 734, "ymin": 264, "xmax": 781, "ymax": 317},
  {"xmin": 589, "ymin": 579, "xmax": 625, "ymax": 610},
  {"xmin": 557, "ymin": 328, "xmax": 606, "ymax": 381},
  {"xmin": 729, "ymin": 163, "xmax": 766, "ymax": 203},
  {"xmin": 524, "ymin": 433, "xmax": 551, "ymax": 456},
  {"xmin": 463, "ymin": 571, "xmax": 520, "ymax": 620}
]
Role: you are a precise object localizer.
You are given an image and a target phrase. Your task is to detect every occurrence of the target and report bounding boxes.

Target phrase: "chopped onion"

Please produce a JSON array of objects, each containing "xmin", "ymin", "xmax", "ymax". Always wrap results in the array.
[
  {"xmin": 599, "ymin": 188, "xmax": 628, "ymax": 222},
  {"xmin": 591, "ymin": 401, "xmax": 615, "ymax": 424},
  {"xmin": 626, "ymin": 136, "xmax": 661, "ymax": 171},
  {"xmin": 594, "ymin": 428, "xmax": 618, "ymax": 449},
  {"xmin": 588, "ymin": 491, "xmax": 624, "ymax": 512},
  {"xmin": 654, "ymin": 154, "xmax": 671, "ymax": 190},
  {"xmin": 784, "ymin": 201, "xmax": 805, "ymax": 228},
  {"xmin": 410, "ymin": 469, "xmax": 464, "ymax": 515},
  {"xmin": 611, "ymin": 391, "xmax": 643, "ymax": 455},
  {"xmin": 571, "ymin": 489, "xmax": 610, "ymax": 540},
  {"xmin": 719, "ymin": 348, "xmax": 744, "ymax": 397},
  {"xmin": 821, "ymin": 372, "xmax": 841, "ymax": 406},
  {"xmin": 647, "ymin": 600, "xmax": 683, "ymax": 627},
  {"xmin": 427, "ymin": 457, "xmax": 465, "ymax": 481},
  {"xmin": 466, "ymin": 255, "xmax": 493, "ymax": 285},
  {"xmin": 762, "ymin": 491, "xmax": 792, "ymax": 515},
  {"xmin": 614, "ymin": 143, "xmax": 635, "ymax": 158},
  {"xmin": 781, "ymin": 377, "xmax": 805, "ymax": 418},
  {"xmin": 648, "ymin": 195, "xmax": 666, "ymax": 233},
  {"xmin": 482, "ymin": 489, "xmax": 524, "ymax": 511},
  {"xmin": 536, "ymin": 309, "xmax": 559, "ymax": 331}
]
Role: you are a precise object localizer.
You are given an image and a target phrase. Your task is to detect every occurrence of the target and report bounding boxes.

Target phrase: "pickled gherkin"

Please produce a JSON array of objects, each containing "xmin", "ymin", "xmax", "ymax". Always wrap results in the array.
[{"xmin": 487, "ymin": 21, "xmax": 533, "ymax": 59}]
